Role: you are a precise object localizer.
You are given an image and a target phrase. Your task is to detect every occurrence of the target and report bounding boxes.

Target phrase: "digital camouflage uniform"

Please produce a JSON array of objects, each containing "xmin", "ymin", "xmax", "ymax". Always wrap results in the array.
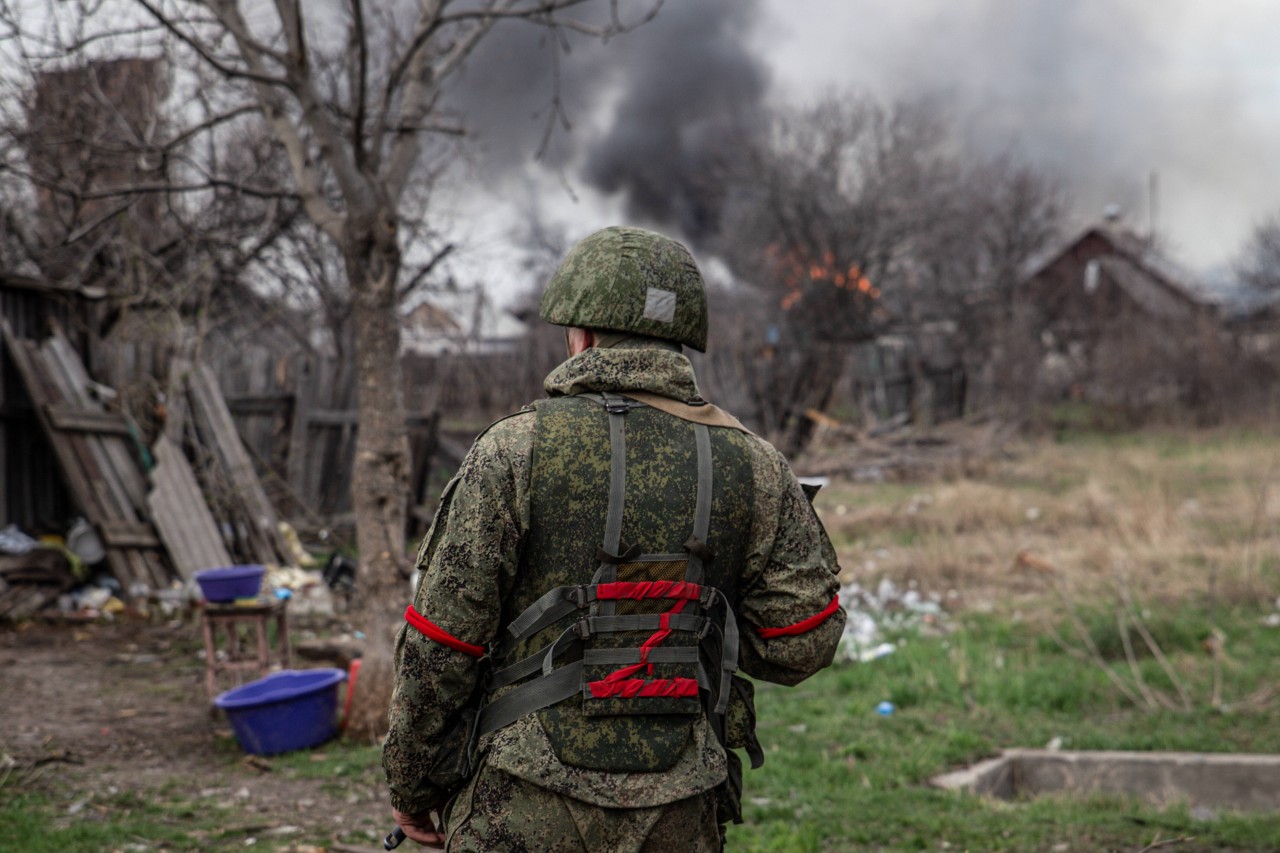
[{"xmin": 384, "ymin": 228, "xmax": 845, "ymax": 852}]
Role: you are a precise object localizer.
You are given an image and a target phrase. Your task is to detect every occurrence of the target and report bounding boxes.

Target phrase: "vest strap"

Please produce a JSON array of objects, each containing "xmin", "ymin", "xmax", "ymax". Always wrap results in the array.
[
  {"xmin": 583, "ymin": 646, "xmax": 700, "ymax": 666},
  {"xmin": 478, "ymin": 660, "xmax": 583, "ymax": 736}
]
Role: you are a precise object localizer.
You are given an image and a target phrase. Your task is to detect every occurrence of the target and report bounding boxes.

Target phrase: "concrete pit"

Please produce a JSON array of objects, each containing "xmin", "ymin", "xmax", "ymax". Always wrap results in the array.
[{"xmin": 930, "ymin": 749, "xmax": 1280, "ymax": 812}]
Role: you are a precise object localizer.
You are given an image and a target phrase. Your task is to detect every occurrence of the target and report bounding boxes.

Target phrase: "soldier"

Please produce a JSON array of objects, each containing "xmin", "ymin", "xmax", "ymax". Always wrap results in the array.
[{"xmin": 384, "ymin": 225, "xmax": 845, "ymax": 851}]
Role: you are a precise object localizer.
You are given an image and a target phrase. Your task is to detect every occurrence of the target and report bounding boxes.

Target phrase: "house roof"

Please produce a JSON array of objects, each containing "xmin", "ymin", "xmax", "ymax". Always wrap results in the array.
[
  {"xmin": 1095, "ymin": 256, "xmax": 1199, "ymax": 322},
  {"xmin": 1021, "ymin": 224, "xmax": 1217, "ymax": 308}
]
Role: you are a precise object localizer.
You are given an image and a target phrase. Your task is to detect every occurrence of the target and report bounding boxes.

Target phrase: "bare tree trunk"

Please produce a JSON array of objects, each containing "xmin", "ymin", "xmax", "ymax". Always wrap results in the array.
[
  {"xmin": 342, "ymin": 204, "xmax": 409, "ymax": 740},
  {"xmin": 345, "ymin": 205, "xmax": 409, "ymax": 620}
]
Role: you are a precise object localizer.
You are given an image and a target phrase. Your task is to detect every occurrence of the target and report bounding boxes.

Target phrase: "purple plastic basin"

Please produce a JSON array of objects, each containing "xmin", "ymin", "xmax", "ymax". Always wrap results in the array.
[
  {"xmin": 195, "ymin": 564, "xmax": 264, "ymax": 602},
  {"xmin": 214, "ymin": 668, "xmax": 347, "ymax": 755}
]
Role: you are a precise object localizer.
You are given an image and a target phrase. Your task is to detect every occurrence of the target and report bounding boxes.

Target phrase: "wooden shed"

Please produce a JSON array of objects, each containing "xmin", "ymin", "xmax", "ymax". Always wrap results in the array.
[
  {"xmin": 0, "ymin": 273, "xmax": 102, "ymax": 531},
  {"xmin": 1015, "ymin": 224, "xmax": 1226, "ymax": 405}
]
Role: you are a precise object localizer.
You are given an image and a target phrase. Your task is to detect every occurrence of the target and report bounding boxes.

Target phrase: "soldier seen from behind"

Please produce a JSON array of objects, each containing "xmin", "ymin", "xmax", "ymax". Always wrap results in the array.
[{"xmin": 383, "ymin": 225, "xmax": 846, "ymax": 850}]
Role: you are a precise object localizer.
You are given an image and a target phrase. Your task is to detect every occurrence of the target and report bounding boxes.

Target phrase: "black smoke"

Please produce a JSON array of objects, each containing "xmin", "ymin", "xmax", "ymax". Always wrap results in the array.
[{"xmin": 448, "ymin": 0, "xmax": 769, "ymax": 245}]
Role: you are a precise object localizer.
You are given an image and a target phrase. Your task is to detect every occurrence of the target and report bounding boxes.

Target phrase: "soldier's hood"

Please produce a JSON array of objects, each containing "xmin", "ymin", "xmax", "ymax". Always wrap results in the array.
[{"xmin": 543, "ymin": 344, "xmax": 704, "ymax": 403}]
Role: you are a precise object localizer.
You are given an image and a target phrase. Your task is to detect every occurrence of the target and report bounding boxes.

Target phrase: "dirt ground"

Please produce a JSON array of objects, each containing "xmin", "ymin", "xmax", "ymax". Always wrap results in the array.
[{"xmin": 0, "ymin": 616, "xmax": 393, "ymax": 851}]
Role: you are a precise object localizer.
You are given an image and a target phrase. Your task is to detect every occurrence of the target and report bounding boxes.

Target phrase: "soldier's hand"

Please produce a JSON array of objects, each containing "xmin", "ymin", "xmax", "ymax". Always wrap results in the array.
[{"xmin": 391, "ymin": 806, "xmax": 445, "ymax": 848}]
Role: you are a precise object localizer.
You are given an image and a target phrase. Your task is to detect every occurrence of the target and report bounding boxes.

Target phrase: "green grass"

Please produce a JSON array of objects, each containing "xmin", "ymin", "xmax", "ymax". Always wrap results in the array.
[
  {"xmin": 0, "ymin": 740, "xmax": 389, "ymax": 852},
  {"xmin": 726, "ymin": 605, "xmax": 1280, "ymax": 852}
]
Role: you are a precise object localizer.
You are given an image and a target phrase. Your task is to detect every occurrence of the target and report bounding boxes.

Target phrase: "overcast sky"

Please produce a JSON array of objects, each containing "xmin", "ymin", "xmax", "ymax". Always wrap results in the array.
[
  {"xmin": 434, "ymin": 0, "xmax": 1280, "ymax": 300},
  {"xmin": 760, "ymin": 0, "xmax": 1280, "ymax": 270}
]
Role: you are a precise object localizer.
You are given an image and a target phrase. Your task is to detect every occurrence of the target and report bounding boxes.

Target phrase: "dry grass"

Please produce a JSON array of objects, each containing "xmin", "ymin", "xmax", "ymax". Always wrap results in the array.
[{"xmin": 810, "ymin": 427, "xmax": 1280, "ymax": 621}]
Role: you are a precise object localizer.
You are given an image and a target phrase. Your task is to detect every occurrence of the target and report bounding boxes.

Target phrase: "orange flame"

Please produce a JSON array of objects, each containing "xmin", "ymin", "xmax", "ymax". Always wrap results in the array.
[{"xmin": 765, "ymin": 242, "xmax": 880, "ymax": 310}]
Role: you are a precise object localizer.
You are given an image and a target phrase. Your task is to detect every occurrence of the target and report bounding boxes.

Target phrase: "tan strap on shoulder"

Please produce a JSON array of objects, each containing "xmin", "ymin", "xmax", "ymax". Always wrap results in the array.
[{"xmin": 622, "ymin": 391, "xmax": 750, "ymax": 433}]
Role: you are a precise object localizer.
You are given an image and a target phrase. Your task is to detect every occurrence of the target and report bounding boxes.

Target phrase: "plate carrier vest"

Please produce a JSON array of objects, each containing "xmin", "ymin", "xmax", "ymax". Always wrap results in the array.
[{"xmin": 472, "ymin": 392, "xmax": 744, "ymax": 766}]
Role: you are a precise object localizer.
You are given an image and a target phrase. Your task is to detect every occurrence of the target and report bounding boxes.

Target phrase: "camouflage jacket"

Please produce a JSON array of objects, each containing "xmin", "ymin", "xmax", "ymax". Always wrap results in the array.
[{"xmin": 383, "ymin": 343, "xmax": 845, "ymax": 814}]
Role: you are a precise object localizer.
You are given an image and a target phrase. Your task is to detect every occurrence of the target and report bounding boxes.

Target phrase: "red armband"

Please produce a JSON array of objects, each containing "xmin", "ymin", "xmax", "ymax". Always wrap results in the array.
[
  {"xmin": 403, "ymin": 605, "xmax": 486, "ymax": 658},
  {"xmin": 756, "ymin": 594, "xmax": 841, "ymax": 639}
]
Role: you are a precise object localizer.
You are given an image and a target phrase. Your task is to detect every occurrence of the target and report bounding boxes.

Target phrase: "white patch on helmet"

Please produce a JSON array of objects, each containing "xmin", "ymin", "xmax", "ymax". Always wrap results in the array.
[{"xmin": 643, "ymin": 288, "xmax": 677, "ymax": 324}]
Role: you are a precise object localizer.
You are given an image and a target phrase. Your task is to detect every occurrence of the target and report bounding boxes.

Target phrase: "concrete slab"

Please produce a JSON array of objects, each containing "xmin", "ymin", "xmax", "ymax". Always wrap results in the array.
[{"xmin": 931, "ymin": 749, "xmax": 1280, "ymax": 811}]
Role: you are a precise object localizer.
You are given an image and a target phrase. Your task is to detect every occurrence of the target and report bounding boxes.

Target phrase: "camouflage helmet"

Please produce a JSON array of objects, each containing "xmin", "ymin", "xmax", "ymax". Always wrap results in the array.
[{"xmin": 539, "ymin": 226, "xmax": 708, "ymax": 352}]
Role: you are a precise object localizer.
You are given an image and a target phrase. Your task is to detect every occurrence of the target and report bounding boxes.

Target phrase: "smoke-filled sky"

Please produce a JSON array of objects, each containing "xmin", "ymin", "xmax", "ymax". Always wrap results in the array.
[
  {"xmin": 763, "ymin": 0, "xmax": 1280, "ymax": 270},
  {"xmin": 439, "ymin": 0, "xmax": 1280, "ymax": 295}
]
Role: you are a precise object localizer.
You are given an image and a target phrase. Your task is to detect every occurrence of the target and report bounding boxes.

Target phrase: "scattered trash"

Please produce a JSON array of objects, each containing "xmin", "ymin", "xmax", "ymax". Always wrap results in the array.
[
  {"xmin": 65, "ymin": 518, "xmax": 105, "ymax": 565},
  {"xmin": 855, "ymin": 642, "xmax": 896, "ymax": 663},
  {"xmin": 0, "ymin": 524, "xmax": 37, "ymax": 555},
  {"xmin": 322, "ymin": 554, "xmax": 357, "ymax": 593},
  {"xmin": 875, "ymin": 701, "xmax": 895, "ymax": 716},
  {"xmin": 836, "ymin": 578, "xmax": 948, "ymax": 663},
  {"xmin": 278, "ymin": 522, "xmax": 318, "ymax": 568},
  {"xmin": 266, "ymin": 825, "xmax": 302, "ymax": 836}
]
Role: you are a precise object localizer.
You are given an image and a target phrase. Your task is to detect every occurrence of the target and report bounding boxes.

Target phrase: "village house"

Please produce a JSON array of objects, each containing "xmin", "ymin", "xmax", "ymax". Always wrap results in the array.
[{"xmin": 1014, "ymin": 222, "xmax": 1246, "ymax": 409}]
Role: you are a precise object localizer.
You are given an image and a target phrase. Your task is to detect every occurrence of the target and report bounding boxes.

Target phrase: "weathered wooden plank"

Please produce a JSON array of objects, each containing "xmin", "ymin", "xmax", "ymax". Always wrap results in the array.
[
  {"xmin": 148, "ymin": 435, "xmax": 232, "ymax": 578},
  {"xmin": 226, "ymin": 394, "xmax": 293, "ymax": 416},
  {"xmin": 0, "ymin": 323, "xmax": 168, "ymax": 593},
  {"xmin": 308, "ymin": 409, "xmax": 436, "ymax": 427},
  {"xmin": 38, "ymin": 338, "xmax": 136, "ymax": 522},
  {"xmin": 98, "ymin": 521, "xmax": 163, "ymax": 549},
  {"xmin": 285, "ymin": 354, "xmax": 314, "ymax": 502},
  {"xmin": 187, "ymin": 361, "xmax": 288, "ymax": 565},
  {"xmin": 45, "ymin": 335, "xmax": 148, "ymax": 517},
  {"xmin": 45, "ymin": 404, "xmax": 131, "ymax": 435}
]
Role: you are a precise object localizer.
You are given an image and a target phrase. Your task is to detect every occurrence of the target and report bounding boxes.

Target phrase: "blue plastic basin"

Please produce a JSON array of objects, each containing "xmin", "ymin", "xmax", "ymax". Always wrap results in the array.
[
  {"xmin": 213, "ymin": 668, "xmax": 347, "ymax": 755},
  {"xmin": 195, "ymin": 565, "xmax": 264, "ymax": 602}
]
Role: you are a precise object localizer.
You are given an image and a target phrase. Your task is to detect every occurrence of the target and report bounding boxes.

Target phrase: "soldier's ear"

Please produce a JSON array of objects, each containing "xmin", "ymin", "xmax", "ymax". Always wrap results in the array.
[{"xmin": 566, "ymin": 327, "xmax": 596, "ymax": 356}]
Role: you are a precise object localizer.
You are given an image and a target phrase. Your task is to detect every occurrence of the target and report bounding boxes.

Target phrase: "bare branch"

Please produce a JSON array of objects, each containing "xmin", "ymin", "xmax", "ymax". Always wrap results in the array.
[
  {"xmin": 164, "ymin": 103, "xmax": 261, "ymax": 151},
  {"xmin": 397, "ymin": 241, "xmax": 454, "ymax": 300},
  {"xmin": 1116, "ymin": 578, "xmax": 1194, "ymax": 712},
  {"xmin": 349, "ymin": 0, "xmax": 369, "ymax": 170},
  {"xmin": 201, "ymin": 0, "xmax": 346, "ymax": 239},
  {"xmin": 131, "ymin": 0, "xmax": 289, "ymax": 87},
  {"xmin": 1115, "ymin": 608, "xmax": 1172, "ymax": 712},
  {"xmin": 384, "ymin": 10, "xmax": 498, "ymax": 199},
  {"xmin": 69, "ymin": 178, "xmax": 299, "ymax": 202},
  {"xmin": 61, "ymin": 198, "xmax": 140, "ymax": 245},
  {"xmin": 436, "ymin": 0, "xmax": 663, "ymax": 38}
]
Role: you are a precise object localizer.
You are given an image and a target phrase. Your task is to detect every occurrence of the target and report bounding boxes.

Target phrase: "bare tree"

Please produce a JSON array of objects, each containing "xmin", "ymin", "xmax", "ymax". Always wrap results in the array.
[
  {"xmin": 1236, "ymin": 213, "xmax": 1280, "ymax": 293},
  {"xmin": 702, "ymin": 92, "xmax": 1062, "ymax": 440},
  {"xmin": 2, "ymin": 0, "xmax": 660, "ymax": 620}
]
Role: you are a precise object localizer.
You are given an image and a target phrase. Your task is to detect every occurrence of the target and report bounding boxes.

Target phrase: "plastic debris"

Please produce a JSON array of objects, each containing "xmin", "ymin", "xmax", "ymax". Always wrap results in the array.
[
  {"xmin": 0, "ymin": 524, "xmax": 38, "ymax": 555},
  {"xmin": 875, "ymin": 701, "xmax": 895, "ymax": 716},
  {"xmin": 836, "ymin": 578, "xmax": 949, "ymax": 663}
]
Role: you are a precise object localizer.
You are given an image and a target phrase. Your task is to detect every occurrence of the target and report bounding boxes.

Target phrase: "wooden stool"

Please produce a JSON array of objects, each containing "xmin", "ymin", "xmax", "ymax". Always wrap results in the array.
[{"xmin": 201, "ymin": 596, "xmax": 291, "ymax": 699}]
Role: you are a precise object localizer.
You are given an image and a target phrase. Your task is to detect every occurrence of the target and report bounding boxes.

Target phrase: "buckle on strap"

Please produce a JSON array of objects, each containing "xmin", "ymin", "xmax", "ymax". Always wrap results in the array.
[
  {"xmin": 563, "ymin": 584, "xmax": 590, "ymax": 609},
  {"xmin": 601, "ymin": 392, "xmax": 633, "ymax": 415},
  {"xmin": 573, "ymin": 617, "xmax": 592, "ymax": 641}
]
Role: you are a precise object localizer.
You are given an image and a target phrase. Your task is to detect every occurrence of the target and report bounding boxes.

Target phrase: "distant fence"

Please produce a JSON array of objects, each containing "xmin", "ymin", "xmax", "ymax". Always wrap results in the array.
[
  {"xmin": 211, "ymin": 348, "xmax": 439, "ymax": 526},
  {"xmin": 90, "ymin": 337, "xmax": 439, "ymax": 532}
]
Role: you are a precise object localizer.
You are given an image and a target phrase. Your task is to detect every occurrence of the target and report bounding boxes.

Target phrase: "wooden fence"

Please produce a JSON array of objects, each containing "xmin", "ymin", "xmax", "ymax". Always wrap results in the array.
[
  {"xmin": 83, "ymin": 335, "xmax": 440, "ymax": 533},
  {"xmin": 209, "ymin": 347, "xmax": 439, "ymax": 528}
]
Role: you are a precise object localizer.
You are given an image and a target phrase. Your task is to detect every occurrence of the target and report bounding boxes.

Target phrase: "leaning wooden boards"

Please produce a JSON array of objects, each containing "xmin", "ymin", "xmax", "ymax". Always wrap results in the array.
[{"xmin": 1, "ymin": 321, "xmax": 169, "ymax": 592}]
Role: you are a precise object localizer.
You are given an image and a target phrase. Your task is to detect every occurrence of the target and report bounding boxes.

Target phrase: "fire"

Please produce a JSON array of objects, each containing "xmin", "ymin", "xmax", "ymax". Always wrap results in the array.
[{"xmin": 765, "ymin": 243, "xmax": 879, "ymax": 310}]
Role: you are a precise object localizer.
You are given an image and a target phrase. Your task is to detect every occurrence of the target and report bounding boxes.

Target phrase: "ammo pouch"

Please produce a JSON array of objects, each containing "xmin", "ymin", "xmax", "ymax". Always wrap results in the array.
[
  {"xmin": 724, "ymin": 674, "xmax": 763, "ymax": 761},
  {"xmin": 714, "ymin": 673, "xmax": 764, "ymax": 825},
  {"xmin": 426, "ymin": 705, "xmax": 480, "ymax": 790},
  {"xmin": 426, "ymin": 659, "xmax": 490, "ymax": 791},
  {"xmin": 716, "ymin": 749, "xmax": 744, "ymax": 825}
]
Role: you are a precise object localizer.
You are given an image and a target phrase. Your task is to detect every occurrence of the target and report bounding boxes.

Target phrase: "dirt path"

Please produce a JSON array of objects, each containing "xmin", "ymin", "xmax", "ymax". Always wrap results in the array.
[{"xmin": 0, "ymin": 618, "xmax": 391, "ymax": 850}]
